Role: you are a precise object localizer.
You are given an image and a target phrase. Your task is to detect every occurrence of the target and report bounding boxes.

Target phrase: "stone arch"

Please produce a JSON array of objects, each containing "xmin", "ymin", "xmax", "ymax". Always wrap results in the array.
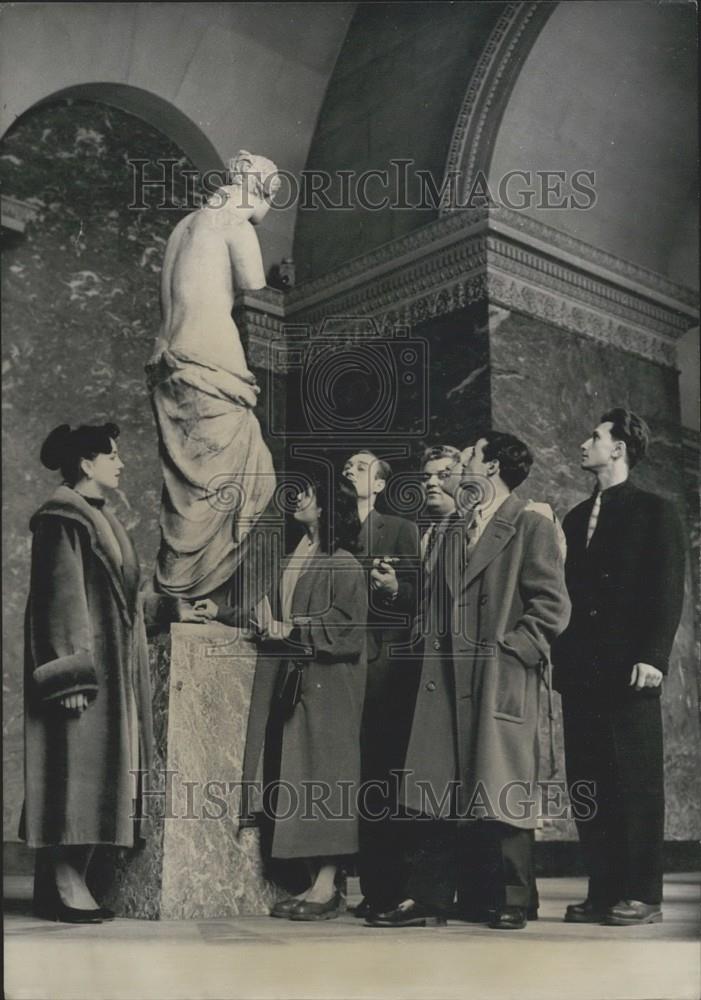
[
  {"xmin": 439, "ymin": 1, "xmax": 557, "ymax": 212},
  {"xmin": 487, "ymin": 1, "xmax": 697, "ymax": 282},
  {"xmin": 25, "ymin": 83, "xmax": 225, "ymax": 175}
]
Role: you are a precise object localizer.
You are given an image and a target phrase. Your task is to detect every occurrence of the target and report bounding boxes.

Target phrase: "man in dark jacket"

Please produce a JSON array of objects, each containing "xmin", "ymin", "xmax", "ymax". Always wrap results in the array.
[
  {"xmin": 552, "ymin": 408, "xmax": 685, "ymax": 926},
  {"xmin": 342, "ymin": 451, "xmax": 420, "ymax": 917}
]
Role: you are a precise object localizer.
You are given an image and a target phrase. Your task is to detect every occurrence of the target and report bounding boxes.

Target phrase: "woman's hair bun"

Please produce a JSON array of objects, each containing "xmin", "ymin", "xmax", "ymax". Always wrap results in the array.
[{"xmin": 40, "ymin": 424, "xmax": 73, "ymax": 471}]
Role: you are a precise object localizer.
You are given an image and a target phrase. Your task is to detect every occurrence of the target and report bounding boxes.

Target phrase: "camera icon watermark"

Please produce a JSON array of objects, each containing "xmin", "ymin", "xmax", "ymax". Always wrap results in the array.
[{"xmin": 267, "ymin": 317, "xmax": 429, "ymax": 440}]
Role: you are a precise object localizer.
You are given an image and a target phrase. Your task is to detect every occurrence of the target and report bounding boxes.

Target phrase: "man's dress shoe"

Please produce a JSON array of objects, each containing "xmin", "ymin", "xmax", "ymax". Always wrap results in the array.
[
  {"xmin": 288, "ymin": 890, "xmax": 345, "ymax": 921},
  {"xmin": 456, "ymin": 904, "xmax": 537, "ymax": 923},
  {"xmin": 564, "ymin": 899, "xmax": 607, "ymax": 924},
  {"xmin": 488, "ymin": 906, "xmax": 527, "ymax": 930},
  {"xmin": 353, "ymin": 897, "xmax": 378, "ymax": 920},
  {"xmin": 270, "ymin": 896, "xmax": 304, "ymax": 919},
  {"xmin": 604, "ymin": 900, "xmax": 663, "ymax": 926},
  {"xmin": 366, "ymin": 900, "xmax": 447, "ymax": 928}
]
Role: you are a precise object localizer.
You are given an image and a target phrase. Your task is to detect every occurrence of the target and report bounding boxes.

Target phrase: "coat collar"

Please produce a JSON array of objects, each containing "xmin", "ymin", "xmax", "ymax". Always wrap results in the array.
[
  {"xmin": 598, "ymin": 478, "xmax": 636, "ymax": 506},
  {"xmin": 31, "ymin": 485, "xmax": 136, "ymax": 620},
  {"xmin": 445, "ymin": 493, "xmax": 525, "ymax": 593}
]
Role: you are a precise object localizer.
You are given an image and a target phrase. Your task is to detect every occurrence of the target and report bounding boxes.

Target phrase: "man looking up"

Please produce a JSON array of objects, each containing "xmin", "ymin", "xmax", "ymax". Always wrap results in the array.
[
  {"xmin": 369, "ymin": 432, "xmax": 570, "ymax": 930},
  {"xmin": 342, "ymin": 451, "xmax": 419, "ymax": 919},
  {"xmin": 553, "ymin": 408, "xmax": 685, "ymax": 926}
]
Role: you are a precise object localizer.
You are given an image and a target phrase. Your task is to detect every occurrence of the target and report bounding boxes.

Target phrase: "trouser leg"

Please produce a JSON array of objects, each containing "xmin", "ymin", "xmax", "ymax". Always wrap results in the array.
[
  {"xmin": 357, "ymin": 749, "xmax": 407, "ymax": 907},
  {"xmin": 490, "ymin": 821, "xmax": 532, "ymax": 908},
  {"xmin": 562, "ymin": 696, "xmax": 625, "ymax": 908},
  {"xmin": 456, "ymin": 821, "xmax": 498, "ymax": 916},
  {"xmin": 358, "ymin": 659, "xmax": 417, "ymax": 908},
  {"xmin": 456, "ymin": 820, "xmax": 533, "ymax": 911},
  {"xmin": 403, "ymin": 817, "xmax": 458, "ymax": 912},
  {"xmin": 613, "ymin": 697, "xmax": 664, "ymax": 904},
  {"xmin": 526, "ymin": 829, "xmax": 539, "ymax": 911}
]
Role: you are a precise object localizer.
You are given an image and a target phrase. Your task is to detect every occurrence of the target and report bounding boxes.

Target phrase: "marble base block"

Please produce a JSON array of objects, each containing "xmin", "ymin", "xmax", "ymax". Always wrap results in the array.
[{"xmin": 100, "ymin": 624, "xmax": 279, "ymax": 919}]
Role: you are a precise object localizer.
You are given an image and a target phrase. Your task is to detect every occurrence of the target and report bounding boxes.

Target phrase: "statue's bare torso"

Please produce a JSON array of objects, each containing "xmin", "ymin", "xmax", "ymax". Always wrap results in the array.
[{"xmin": 156, "ymin": 194, "xmax": 267, "ymax": 376}]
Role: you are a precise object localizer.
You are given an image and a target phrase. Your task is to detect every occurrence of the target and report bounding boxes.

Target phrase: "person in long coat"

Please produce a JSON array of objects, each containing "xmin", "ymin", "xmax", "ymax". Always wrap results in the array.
[
  {"xmin": 369, "ymin": 431, "xmax": 570, "ymax": 930},
  {"xmin": 21, "ymin": 423, "xmax": 205, "ymax": 923},
  {"xmin": 218, "ymin": 475, "xmax": 367, "ymax": 920}
]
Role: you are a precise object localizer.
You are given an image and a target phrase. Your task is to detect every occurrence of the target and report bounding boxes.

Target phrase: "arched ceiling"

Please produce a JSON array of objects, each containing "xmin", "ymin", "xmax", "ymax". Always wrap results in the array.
[
  {"xmin": 0, "ymin": 1, "xmax": 356, "ymax": 269},
  {"xmin": 488, "ymin": 0, "xmax": 698, "ymax": 285}
]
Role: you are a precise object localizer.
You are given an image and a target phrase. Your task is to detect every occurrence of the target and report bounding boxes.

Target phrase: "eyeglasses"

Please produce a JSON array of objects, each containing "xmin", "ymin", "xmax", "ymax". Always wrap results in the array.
[{"xmin": 419, "ymin": 469, "xmax": 456, "ymax": 483}]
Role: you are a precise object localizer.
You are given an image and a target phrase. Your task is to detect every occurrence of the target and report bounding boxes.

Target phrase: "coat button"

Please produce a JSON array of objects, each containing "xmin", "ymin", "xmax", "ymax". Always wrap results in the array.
[
  {"xmin": 426, "ymin": 680, "xmax": 436, "ymax": 692},
  {"xmin": 432, "ymin": 639, "xmax": 441, "ymax": 651},
  {"xmin": 589, "ymin": 609, "xmax": 598, "ymax": 618},
  {"xmin": 479, "ymin": 595, "xmax": 488, "ymax": 606}
]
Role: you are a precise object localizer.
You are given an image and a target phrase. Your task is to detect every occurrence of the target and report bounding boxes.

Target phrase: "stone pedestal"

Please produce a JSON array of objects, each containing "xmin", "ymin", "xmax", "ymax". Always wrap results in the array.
[{"xmin": 100, "ymin": 624, "xmax": 278, "ymax": 919}]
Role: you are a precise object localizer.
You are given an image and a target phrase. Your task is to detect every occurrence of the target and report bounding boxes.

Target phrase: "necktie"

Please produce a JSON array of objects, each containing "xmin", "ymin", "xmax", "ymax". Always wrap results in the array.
[
  {"xmin": 586, "ymin": 491, "xmax": 601, "ymax": 548},
  {"xmin": 422, "ymin": 523, "xmax": 436, "ymax": 565},
  {"xmin": 465, "ymin": 508, "xmax": 482, "ymax": 556}
]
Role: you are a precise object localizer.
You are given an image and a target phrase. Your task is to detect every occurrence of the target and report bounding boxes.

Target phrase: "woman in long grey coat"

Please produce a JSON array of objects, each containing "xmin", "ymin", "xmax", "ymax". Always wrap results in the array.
[
  {"xmin": 21, "ymin": 423, "xmax": 204, "ymax": 922},
  {"xmin": 238, "ymin": 476, "xmax": 367, "ymax": 920}
]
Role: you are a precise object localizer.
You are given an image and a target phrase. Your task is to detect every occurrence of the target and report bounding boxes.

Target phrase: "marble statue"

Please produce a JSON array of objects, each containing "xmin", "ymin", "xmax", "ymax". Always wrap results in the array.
[{"xmin": 147, "ymin": 151, "xmax": 279, "ymax": 600}]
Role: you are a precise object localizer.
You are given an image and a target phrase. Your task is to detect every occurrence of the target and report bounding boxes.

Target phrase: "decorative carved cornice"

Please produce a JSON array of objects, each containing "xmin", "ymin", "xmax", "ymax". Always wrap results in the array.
[
  {"xmin": 439, "ymin": 1, "xmax": 558, "ymax": 210},
  {"xmin": 238, "ymin": 210, "xmax": 697, "ymax": 370},
  {"xmin": 233, "ymin": 288, "xmax": 285, "ymax": 371},
  {"xmin": 486, "ymin": 270, "xmax": 678, "ymax": 367},
  {"xmin": 282, "ymin": 207, "xmax": 697, "ymax": 368},
  {"xmin": 489, "ymin": 210, "xmax": 698, "ymax": 312}
]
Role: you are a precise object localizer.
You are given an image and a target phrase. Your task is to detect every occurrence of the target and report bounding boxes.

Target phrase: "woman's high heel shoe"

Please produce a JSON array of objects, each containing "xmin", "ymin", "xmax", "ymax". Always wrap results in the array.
[
  {"xmin": 289, "ymin": 889, "xmax": 345, "ymax": 921},
  {"xmin": 33, "ymin": 874, "xmax": 103, "ymax": 924}
]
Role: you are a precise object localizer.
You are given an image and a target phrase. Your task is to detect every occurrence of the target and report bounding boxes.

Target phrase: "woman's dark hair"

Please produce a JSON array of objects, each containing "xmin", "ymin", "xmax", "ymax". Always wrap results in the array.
[
  {"xmin": 307, "ymin": 474, "xmax": 361, "ymax": 555},
  {"xmin": 480, "ymin": 430, "xmax": 533, "ymax": 490},
  {"xmin": 40, "ymin": 423, "xmax": 120, "ymax": 486},
  {"xmin": 600, "ymin": 407, "xmax": 649, "ymax": 468}
]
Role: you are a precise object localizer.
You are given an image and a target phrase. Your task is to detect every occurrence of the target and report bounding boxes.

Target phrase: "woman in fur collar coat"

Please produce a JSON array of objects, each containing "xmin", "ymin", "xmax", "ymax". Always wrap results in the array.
[{"xmin": 21, "ymin": 422, "xmax": 204, "ymax": 922}]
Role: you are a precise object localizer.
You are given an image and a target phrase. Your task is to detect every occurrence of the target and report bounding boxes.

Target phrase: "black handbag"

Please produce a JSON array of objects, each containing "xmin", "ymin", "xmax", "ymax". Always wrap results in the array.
[{"xmin": 273, "ymin": 659, "xmax": 304, "ymax": 719}]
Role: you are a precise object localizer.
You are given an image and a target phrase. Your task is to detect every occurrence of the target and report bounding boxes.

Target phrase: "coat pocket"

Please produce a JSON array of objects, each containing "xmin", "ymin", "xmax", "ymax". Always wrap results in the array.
[{"xmin": 493, "ymin": 645, "xmax": 527, "ymax": 723}]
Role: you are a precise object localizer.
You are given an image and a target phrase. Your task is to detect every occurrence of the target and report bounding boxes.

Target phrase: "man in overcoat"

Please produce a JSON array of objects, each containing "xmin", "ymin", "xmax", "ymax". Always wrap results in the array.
[
  {"xmin": 342, "ymin": 450, "xmax": 420, "ymax": 917},
  {"xmin": 552, "ymin": 408, "xmax": 685, "ymax": 926},
  {"xmin": 369, "ymin": 431, "xmax": 570, "ymax": 930}
]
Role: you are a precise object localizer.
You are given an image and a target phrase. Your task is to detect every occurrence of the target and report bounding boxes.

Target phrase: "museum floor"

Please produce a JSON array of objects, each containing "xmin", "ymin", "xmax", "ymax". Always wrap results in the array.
[{"xmin": 4, "ymin": 873, "xmax": 700, "ymax": 1000}]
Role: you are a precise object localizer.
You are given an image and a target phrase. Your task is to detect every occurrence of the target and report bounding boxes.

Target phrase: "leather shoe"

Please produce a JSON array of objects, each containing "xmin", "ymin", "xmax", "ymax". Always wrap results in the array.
[
  {"xmin": 488, "ymin": 904, "xmax": 538, "ymax": 922},
  {"xmin": 564, "ymin": 899, "xmax": 608, "ymax": 924},
  {"xmin": 604, "ymin": 900, "xmax": 663, "ymax": 926},
  {"xmin": 488, "ymin": 906, "xmax": 527, "ymax": 930},
  {"xmin": 33, "ymin": 879, "xmax": 103, "ymax": 924},
  {"xmin": 288, "ymin": 890, "xmax": 345, "ymax": 921},
  {"xmin": 353, "ymin": 897, "xmax": 378, "ymax": 920},
  {"xmin": 33, "ymin": 898, "xmax": 104, "ymax": 924},
  {"xmin": 270, "ymin": 896, "xmax": 304, "ymax": 919},
  {"xmin": 366, "ymin": 900, "xmax": 447, "ymax": 928},
  {"xmin": 96, "ymin": 907, "xmax": 116, "ymax": 921}
]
